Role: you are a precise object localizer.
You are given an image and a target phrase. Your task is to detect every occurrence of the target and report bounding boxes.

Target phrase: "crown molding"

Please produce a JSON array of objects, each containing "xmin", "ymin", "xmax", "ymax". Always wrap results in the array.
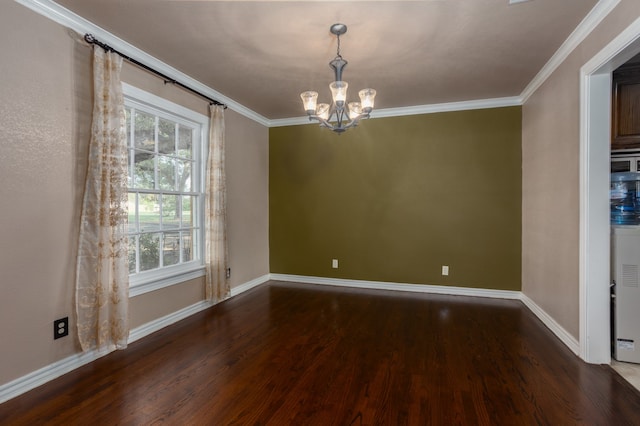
[
  {"xmin": 14, "ymin": 0, "xmax": 271, "ymax": 127},
  {"xmin": 370, "ymin": 96, "xmax": 523, "ymax": 118},
  {"xmin": 269, "ymin": 116, "xmax": 315, "ymax": 128},
  {"xmin": 268, "ymin": 96, "xmax": 523, "ymax": 128},
  {"xmin": 520, "ymin": 0, "xmax": 621, "ymax": 103},
  {"xmin": 15, "ymin": 0, "xmax": 621, "ymax": 128}
]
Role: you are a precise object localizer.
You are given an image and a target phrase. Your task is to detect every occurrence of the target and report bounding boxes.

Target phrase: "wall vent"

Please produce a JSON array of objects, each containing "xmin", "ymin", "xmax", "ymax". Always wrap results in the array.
[{"xmin": 622, "ymin": 264, "xmax": 639, "ymax": 288}]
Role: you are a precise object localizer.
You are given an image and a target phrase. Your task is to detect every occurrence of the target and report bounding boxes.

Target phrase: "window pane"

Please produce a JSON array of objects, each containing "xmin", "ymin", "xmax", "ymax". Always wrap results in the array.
[
  {"xmin": 178, "ymin": 125, "xmax": 192, "ymax": 159},
  {"xmin": 134, "ymin": 151, "xmax": 155, "ymax": 189},
  {"xmin": 128, "ymin": 193, "xmax": 137, "ymax": 233},
  {"xmin": 163, "ymin": 232, "xmax": 180, "ymax": 267},
  {"xmin": 139, "ymin": 194, "xmax": 160, "ymax": 232},
  {"xmin": 157, "ymin": 156, "xmax": 176, "ymax": 191},
  {"xmin": 177, "ymin": 160, "xmax": 192, "ymax": 192},
  {"xmin": 158, "ymin": 118, "xmax": 175, "ymax": 155},
  {"xmin": 182, "ymin": 195, "xmax": 193, "ymax": 228},
  {"xmin": 126, "ymin": 107, "xmax": 132, "ymax": 148},
  {"xmin": 128, "ymin": 236, "xmax": 137, "ymax": 274},
  {"xmin": 134, "ymin": 111, "xmax": 155, "ymax": 150},
  {"xmin": 182, "ymin": 230, "xmax": 193, "ymax": 262},
  {"xmin": 162, "ymin": 194, "xmax": 180, "ymax": 229},
  {"xmin": 139, "ymin": 233, "xmax": 160, "ymax": 272}
]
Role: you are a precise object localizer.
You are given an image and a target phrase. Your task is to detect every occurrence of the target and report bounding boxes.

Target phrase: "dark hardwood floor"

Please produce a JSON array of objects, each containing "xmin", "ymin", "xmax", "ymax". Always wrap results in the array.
[{"xmin": 2, "ymin": 281, "xmax": 640, "ymax": 425}]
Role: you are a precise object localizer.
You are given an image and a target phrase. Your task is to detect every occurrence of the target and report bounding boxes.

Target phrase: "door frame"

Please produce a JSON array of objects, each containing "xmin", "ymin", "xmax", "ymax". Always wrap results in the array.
[{"xmin": 580, "ymin": 17, "xmax": 640, "ymax": 364}]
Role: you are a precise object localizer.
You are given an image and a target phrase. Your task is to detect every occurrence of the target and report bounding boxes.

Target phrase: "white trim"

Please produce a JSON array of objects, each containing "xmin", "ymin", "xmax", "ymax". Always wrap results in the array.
[
  {"xmin": 370, "ymin": 97, "xmax": 523, "ymax": 119},
  {"xmin": 122, "ymin": 82, "xmax": 209, "ymax": 124},
  {"xmin": 128, "ymin": 300, "xmax": 212, "ymax": 344},
  {"xmin": 129, "ymin": 266, "xmax": 206, "ymax": 297},
  {"xmin": 130, "ymin": 269, "xmax": 206, "ymax": 298},
  {"xmin": 269, "ymin": 273, "xmax": 521, "ymax": 300},
  {"xmin": 15, "ymin": 0, "xmax": 620, "ymax": 129},
  {"xmin": 130, "ymin": 274, "xmax": 270, "ymax": 343},
  {"xmin": 14, "ymin": 0, "xmax": 270, "ymax": 127},
  {"xmin": 521, "ymin": 294, "xmax": 580, "ymax": 356},
  {"xmin": 269, "ymin": 116, "xmax": 317, "ymax": 128},
  {"xmin": 0, "ymin": 299, "xmax": 213, "ymax": 404},
  {"xmin": 0, "ymin": 274, "xmax": 269, "ymax": 404},
  {"xmin": 0, "ymin": 277, "xmax": 295, "ymax": 404},
  {"xmin": 270, "ymin": 274, "xmax": 580, "ymax": 355},
  {"xmin": 230, "ymin": 274, "xmax": 271, "ymax": 297},
  {"xmin": 122, "ymin": 82, "xmax": 210, "ymax": 297},
  {"xmin": 269, "ymin": 97, "xmax": 522, "ymax": 128},
  {"xmin": 520, "ymin": 0, "xmax": 621, "ymax": 102},
  {"xmin": 0, "ymin": 347, "xmax": 111, "ymax": 404},
  {"xmin": 1, "ymin": 273, "xmax": 582, "ymax": 404},
  {"xmin": 579, "ymin": 17, "xmax": 640, "ymax": 364}
]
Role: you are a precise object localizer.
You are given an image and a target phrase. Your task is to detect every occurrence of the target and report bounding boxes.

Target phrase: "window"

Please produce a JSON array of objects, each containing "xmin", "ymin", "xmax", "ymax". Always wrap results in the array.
[{"xmin": 123, "ymin": 83, "xmax": 208, "ymax": 294}]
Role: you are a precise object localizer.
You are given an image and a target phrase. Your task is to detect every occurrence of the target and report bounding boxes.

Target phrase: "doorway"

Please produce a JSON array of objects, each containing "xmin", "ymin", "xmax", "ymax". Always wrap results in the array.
[{"xmin": 581, "ymin": 17, "xmax": 640, "ymax": 364}]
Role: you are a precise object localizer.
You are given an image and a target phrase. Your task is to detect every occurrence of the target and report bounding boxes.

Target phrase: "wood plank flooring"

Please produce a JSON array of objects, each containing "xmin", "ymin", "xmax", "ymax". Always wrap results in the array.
[{"xmin": 2, "ymin": 281, "xmax": 640, "ymax": 425}]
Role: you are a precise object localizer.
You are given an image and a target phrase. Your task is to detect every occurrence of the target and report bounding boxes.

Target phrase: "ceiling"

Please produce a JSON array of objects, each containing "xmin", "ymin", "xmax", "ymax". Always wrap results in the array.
[{"xmin": 54, "ymin": 0, "xmax": 600, "ymax": 120}]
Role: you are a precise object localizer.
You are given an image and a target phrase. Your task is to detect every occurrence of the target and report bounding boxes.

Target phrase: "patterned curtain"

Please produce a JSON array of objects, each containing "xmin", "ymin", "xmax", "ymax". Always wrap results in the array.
[
  {"xmin": 205, "ymin": 105, "xmax": 230, "ymax": 302},
  {"xmin": 75, "ymin": 47, "xmax": 129, "ymax": 351}
]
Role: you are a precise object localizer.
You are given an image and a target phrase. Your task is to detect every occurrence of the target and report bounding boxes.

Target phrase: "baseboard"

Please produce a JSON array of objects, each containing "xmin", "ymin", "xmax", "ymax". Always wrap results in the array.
[
  {"xmin": 269, "ymin": 273, "xmax": 521, "ymax": 299},
  {"xmin": 0, "ymin": 274, "xmax": 270, "ymax": 404},
  {"xmin": 520, "ymin": 294, "xmax": 581, "ymax": 356},
  {"xmin": 131, "ymin": 274, "xmax": 269, "ymax": 344},
  {"xmin": 270, "ymin": 273, "xmax": 580, "ymax": 357},
  {"xmin": 0, "ymin": 274, "xmax": 580, "ymax": 404},
  {"xmin": 230, "ymin": 274, "xmax": 270, "ymax": 297},
  {"xmin": 0, "ymin": 346, "xmax": 110, "ymax": 404},
  {"xmin": 127, "ymin": 300, "xmax": 213, "ymax": 344}
]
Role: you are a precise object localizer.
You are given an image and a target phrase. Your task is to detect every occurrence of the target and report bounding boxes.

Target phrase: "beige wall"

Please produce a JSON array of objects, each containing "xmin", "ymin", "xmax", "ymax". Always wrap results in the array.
[
  {"xmin": 0, "ymin": 1, "xmax": 269, "ymax": 387},
  {"xmin": 522, "ymin": 0, "xmax": 640, "ymax": 338}
]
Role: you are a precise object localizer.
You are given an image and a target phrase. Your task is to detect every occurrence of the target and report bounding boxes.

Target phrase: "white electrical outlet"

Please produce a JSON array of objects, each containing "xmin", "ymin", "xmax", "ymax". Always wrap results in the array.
[
  {"xmin": 442, "ymin": 265, "xmax": 449, "ymax": 276},
  {"xmin": 332, "ymin": 259, "xmax": 339, "ymax": 269}
]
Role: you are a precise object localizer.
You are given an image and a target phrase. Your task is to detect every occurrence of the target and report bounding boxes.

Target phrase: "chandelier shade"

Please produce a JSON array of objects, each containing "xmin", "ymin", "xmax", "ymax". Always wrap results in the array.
[{"xmin": 300, "ymin": 23, "xmax": 376, "ymax": 134}]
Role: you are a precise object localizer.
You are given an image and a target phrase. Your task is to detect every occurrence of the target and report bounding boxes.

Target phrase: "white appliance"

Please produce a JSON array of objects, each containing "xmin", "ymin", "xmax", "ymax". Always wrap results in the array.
[{"xmin": 612, "ymin": 225, "xmax": 640, "ymax": 363}]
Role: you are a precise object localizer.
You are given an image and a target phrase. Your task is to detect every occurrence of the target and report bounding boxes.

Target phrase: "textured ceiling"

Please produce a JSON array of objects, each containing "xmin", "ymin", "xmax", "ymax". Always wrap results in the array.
[{"xmin": 55, "ymin": 0, "xmax": 599, "ymax": 120}]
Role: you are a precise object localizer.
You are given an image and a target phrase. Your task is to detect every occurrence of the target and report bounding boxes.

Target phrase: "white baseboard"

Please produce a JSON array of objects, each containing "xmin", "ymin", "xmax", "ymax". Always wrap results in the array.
[
  {"xmin": 129, "ymin": 274, "xmax": 270, "ymax": 344},
  {"xmin": 0, "ymin": 273, "xmax": 579, "ymax": 404},
  {"xmin": 231, "ymin": 274, "xmax": 270, "ymax": 297},
  {"xmin": 127, "ymin": 300, "xmax": 213, "ymax": 344},
  {"xmin": 0, "ymin": 347, "xmax": 110, "ymax": 404},
  {"xmin": 269, "ymin": 273, "xmax": 521, "ymax": 299},
  {"xmin": 270, "ymin": 273, "xmax": 580, "ymax": 357},
  {"xmin": 520, "ymin": 294, "xmax": 581, "ymax": 356},
  {"xmin": 0, "ymin": 274, "xmax": 270, "ymax": 404}
]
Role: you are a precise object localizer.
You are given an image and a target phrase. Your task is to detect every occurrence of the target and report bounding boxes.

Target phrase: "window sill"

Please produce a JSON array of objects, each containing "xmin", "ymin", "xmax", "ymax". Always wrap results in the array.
[{"xmin": 129, "ymin": 265, "xmax": 206, "ymax": 297}]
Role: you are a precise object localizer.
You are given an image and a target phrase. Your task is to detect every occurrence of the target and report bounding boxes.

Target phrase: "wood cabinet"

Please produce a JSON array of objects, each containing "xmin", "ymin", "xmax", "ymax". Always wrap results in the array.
[{"xmin": 612, "ymin": 63, "xmax": 640, "ymax": 150}]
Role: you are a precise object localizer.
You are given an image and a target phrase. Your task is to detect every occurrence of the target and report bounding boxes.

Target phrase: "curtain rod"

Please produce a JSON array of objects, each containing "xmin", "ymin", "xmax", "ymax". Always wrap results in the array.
[{"xmin": 84, "ymin": 34, "xmax": 226, "ymax": 108}]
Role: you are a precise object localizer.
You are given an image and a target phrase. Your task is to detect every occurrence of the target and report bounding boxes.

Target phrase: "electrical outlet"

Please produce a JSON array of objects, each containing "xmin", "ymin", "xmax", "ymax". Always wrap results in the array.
[
  {"xmin": 442, "ymin": 265, "xmax": 449, "ymax": 276},
  {"xmin": 332, "ymin": 259, "xmax": 339, "ymax": 269},
  {"xmin": 54, "ymin": 317, "xmax": 69, "ymax": 340}
]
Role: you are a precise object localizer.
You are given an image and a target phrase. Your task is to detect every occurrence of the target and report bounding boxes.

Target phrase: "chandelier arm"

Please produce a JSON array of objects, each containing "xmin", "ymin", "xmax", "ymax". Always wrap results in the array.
[{"xmin": 307, "ymin": 115, "xmax": 333, "ymax": 128}]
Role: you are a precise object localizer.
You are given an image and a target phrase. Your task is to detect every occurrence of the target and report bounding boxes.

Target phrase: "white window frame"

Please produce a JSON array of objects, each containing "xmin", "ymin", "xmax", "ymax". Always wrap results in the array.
[{"xmin": 123, "ymin": 83, "xmax": 209, "ymax": 297}]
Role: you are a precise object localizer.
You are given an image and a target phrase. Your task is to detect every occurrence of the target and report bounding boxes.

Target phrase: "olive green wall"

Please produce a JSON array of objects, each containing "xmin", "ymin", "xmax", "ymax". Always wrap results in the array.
[{"xmin": 269, "ymin": 106, "xmax": 522, "ymax": 291}]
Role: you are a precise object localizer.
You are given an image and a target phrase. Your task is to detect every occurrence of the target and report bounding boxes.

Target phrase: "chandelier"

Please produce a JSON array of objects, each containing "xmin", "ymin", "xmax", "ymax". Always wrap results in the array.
[{"xmin": 300, "ymin": 23, "xmax": 376, "ymax": 134}]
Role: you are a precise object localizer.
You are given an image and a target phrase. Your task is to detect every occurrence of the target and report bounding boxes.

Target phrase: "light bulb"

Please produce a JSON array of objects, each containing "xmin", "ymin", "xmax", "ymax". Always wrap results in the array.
[
  {"xmin": 300, "ymin": 91, "xmax": 318, "ymax": 114},
  {"xmin": 359, "ymin": 88, "xmax": 376, "ymax": 112},
  {"xmin": 330, "ymin": 81, "xmax": 348, "ymax": 105}
]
